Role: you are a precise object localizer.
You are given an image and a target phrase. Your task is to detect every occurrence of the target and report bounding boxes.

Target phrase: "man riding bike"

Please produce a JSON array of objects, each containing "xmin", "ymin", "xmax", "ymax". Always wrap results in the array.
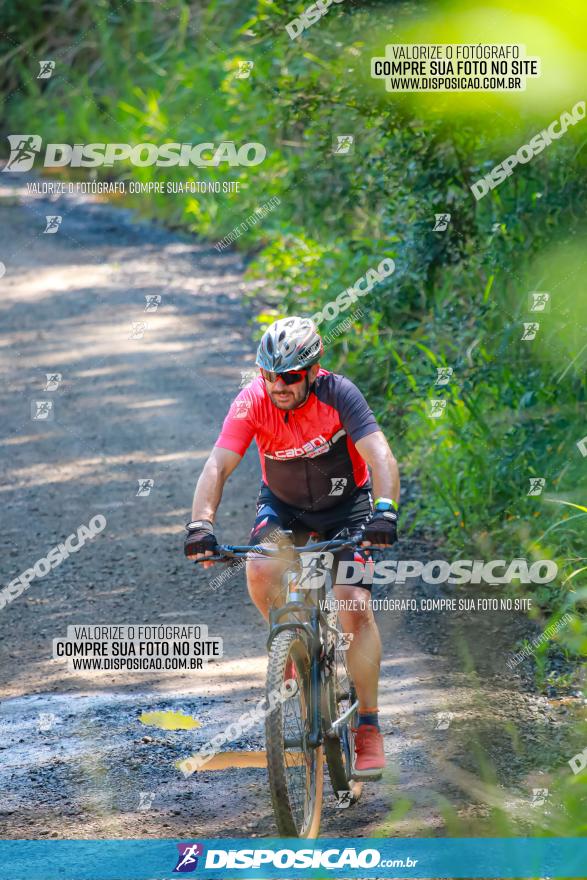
[{"xmin": 184, "ymin": 316, "xmax": 400, "ymax": 778}]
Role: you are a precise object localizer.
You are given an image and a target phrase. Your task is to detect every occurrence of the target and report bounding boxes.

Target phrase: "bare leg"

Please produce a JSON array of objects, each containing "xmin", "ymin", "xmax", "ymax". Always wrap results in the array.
[
  {"xmin": 333, "ymin": 584, "xmax": 381, "ymax": 710},
  {"xmin": 246, "ymin": 549, "xmax": 291, "ymax": 621}
]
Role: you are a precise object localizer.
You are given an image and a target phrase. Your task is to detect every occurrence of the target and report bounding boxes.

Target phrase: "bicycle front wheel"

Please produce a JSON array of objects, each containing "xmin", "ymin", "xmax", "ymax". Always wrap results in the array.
[{"xmin": 265, "ymin": 630, "xmax": 323, "ymax": 838}]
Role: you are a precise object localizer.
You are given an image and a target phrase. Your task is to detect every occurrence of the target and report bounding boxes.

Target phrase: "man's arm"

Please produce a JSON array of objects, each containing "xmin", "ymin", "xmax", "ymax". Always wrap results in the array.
[
  {"xmin": 355, "ymin": 430, "xmax": 400, "ymax": 508},
  {"xmin": 191, "ymin": 446, "xmax": 242, "ymax": 522},
  {"xmin": 333, "ymin": 376, "xmax": 399, "ymax": 505},
  {"xmin": 186, "ymin": 447, "xmax": 242, "ymax": 567}
]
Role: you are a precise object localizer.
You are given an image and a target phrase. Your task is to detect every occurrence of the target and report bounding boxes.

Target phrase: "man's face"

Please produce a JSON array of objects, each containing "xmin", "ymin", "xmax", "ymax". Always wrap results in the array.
[{"xmin": 264, "ymin": 364, "xmax": 319, "ymax": 410}]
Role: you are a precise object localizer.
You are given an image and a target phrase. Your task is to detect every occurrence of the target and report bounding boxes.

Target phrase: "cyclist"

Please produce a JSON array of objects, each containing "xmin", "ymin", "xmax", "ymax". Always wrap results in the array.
[{"xmin": 185, "ymin": 316, "xmax": 400, "ymax": 778}]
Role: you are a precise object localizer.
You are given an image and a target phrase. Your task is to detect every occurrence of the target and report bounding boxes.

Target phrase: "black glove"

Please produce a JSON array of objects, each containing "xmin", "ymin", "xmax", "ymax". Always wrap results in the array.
[
  {"xmin": 362, "ymin": 508, "xmax": 398, "ymax": 547},
  {"xmin": 184, "ymin": 520, "xmax": 218, "ymax": 558}
]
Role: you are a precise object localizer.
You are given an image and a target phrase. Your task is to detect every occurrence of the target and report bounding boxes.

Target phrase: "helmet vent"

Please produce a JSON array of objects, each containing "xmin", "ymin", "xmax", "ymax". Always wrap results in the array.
[{"xmin": 255, "ymin": 316, "xmax": 322, "ymax": 372}]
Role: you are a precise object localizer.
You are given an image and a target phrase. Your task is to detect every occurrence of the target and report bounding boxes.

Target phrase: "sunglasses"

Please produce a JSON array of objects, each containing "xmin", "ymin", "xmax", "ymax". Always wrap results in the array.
[{"xmin": 260, "ymin": 368, "xmax": 308, "ymax": 385}]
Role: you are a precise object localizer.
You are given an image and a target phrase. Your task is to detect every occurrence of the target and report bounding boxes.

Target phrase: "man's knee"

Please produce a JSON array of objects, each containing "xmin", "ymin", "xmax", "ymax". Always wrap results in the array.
[
  {"xmin": 246, "ymin": 552, "xmax": 288, "ymax": 617},
  {"xmin": 344, "ymin": 609, "xmax": 374, "ymax": 636},
  {"xmin": 246, "ymin": 555, "xmax": 269, "ymax": 584},
  {"xmin": 246, "ymin": 553, "xmax": 283, "ymax": 587},
  {"xmin": 333, "ymin": 586, "xmax": 374, "ymax": 633}
]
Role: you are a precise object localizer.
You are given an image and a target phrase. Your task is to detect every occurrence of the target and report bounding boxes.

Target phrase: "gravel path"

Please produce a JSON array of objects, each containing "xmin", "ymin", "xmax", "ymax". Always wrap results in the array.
[{"xmin": 0, "ymin": 174, "xmax": 579, "ymax": 840}]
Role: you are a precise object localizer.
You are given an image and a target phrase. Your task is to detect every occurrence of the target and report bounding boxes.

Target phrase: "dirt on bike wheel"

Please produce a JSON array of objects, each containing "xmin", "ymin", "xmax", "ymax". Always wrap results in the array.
[
  {"xmin": 265, "ymin": 629, "xmax": 323, "ymax": 838},
  {"xmin": 322, "ymin": 609, "xmax": 362, "ymax": 805}
]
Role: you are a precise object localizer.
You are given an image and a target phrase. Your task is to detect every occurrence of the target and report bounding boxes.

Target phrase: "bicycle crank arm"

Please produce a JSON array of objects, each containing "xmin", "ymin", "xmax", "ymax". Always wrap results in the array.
[{"xmin": 326, "ymin": 699, "xmax": 359, "ymax": 736}]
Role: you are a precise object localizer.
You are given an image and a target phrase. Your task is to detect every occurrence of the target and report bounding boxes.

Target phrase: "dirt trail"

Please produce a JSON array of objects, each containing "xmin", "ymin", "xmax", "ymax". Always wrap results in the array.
[{"xmin": 0, "ymin": 176, "xmax": 577, "ymax": 840}]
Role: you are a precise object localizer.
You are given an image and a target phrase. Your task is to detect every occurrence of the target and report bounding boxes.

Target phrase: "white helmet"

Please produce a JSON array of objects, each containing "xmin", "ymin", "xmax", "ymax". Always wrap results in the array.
[{"xmin": 256, "ymin": 316, "xmax": 323, "ymax": 372}]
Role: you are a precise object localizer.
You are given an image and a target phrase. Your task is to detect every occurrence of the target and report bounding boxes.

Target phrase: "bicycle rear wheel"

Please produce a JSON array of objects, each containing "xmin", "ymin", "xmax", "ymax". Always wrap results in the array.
[
  {"xmin": 323, "ymin": 609, "xmax": 362, "ymax": 804},
  {"xmin": 265, "ymin": 630, "xmax": 323, "ymax": 838}
]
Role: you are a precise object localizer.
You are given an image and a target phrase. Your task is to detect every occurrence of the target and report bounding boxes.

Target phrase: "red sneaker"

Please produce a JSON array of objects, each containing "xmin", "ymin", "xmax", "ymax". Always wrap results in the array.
[{"xmin": 352, "ymin": 724, "xmax": 385, "ymax": 779}]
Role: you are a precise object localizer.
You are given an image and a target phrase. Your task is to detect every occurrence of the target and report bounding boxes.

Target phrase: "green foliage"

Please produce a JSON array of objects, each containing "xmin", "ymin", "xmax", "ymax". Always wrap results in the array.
[
  {"xmin": 2, "ymin": 0, "xmax": 585, "ymax": 658},
  {"xmin": 2, "ymin": 0, "xmax": 586, "ymax": 847}
]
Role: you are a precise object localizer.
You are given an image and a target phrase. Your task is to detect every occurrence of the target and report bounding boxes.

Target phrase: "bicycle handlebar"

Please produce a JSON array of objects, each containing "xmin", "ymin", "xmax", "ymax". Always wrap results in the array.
[{"xmin": 192, "ymin": 532, "xmax": 365, "ymax": 564}]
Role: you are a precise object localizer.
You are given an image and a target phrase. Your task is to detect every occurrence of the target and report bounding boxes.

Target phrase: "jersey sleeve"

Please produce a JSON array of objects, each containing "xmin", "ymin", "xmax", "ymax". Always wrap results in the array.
[
  {"xmin": 215, "ymin": 387, "xmax": 257, "ymax": 456},
  {"xmin": 335, "ymin": 376, "xmax": 380, "ymax": 443}
]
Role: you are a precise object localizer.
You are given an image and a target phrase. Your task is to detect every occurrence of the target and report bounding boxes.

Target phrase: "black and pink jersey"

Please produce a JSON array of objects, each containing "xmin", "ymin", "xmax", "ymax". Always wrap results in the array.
[{"xmin": 215, "ymin": 369, "xmax": 380, "ymax": 511}]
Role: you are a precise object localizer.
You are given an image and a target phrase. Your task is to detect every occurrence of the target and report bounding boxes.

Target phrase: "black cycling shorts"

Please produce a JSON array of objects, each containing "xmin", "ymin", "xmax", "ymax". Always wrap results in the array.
[{"xmin": 249, "ymin": 483, "xmax": 374, "ymax": 589}]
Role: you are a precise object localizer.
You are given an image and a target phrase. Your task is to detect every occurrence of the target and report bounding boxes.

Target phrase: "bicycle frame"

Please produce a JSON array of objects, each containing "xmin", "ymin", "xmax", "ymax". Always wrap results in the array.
[
  {"xmin": 195, "ymin": 532, "xmax": 362, "ymax": 752},
  {"xmin": 194, "ymin": 531, "xmax": 367, "ymax": 832}
]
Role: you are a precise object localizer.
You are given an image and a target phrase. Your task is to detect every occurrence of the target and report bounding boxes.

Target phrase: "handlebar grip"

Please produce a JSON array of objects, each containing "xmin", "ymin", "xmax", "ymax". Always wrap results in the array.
[{"xmin": 192, "ymin": 554, "xmax": 230, "ymax": 563}]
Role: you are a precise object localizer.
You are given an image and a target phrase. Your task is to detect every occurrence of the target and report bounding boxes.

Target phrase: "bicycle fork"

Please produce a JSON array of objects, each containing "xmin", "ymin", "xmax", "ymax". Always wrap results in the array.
[{"xmin": 267, "ymin": 602, "xmax": 323, "ymax": 750}]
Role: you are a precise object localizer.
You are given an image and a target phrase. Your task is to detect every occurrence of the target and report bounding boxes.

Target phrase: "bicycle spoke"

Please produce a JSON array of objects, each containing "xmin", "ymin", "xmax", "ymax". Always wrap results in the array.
[
  {"xmin": 322, "ymin": 606, "xmax": 360, "ymax": 802},
  {"xmin": 282, "ymin": 659, "xmax": 313, "ymax": 832}
]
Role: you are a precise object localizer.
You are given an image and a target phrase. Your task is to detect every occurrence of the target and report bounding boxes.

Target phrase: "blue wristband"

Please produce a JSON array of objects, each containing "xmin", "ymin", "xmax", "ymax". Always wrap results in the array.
[{"xmin": 374, "ymin": 497, "xmax": 399, "ymax": 513}]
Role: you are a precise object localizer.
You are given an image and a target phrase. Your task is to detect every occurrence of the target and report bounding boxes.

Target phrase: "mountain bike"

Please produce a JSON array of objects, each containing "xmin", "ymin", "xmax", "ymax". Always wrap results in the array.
[{"xmin": 195, "ymin": 529, "xmax": 365, "ymax": 838}]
